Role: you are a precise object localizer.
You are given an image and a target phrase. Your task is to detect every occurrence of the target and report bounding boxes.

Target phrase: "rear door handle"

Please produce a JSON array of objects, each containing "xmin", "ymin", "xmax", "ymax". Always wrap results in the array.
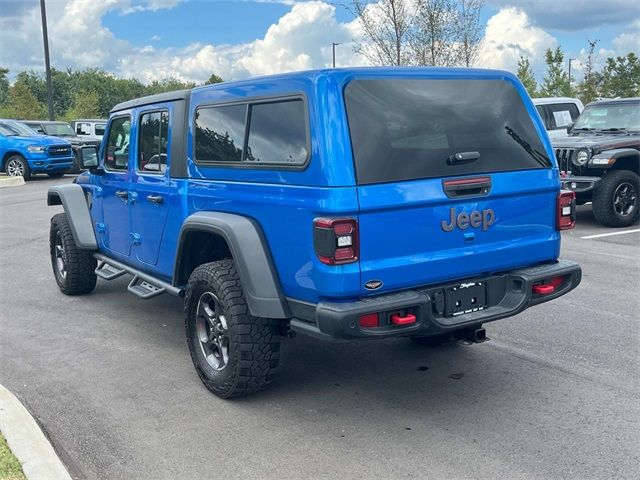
[
  {"xmin": 115, "ymin": 190, "xmax": 128, "ymax": 200},
  {"xmin": 146, "ymin": 194, "xmax": 164, "ymax": 205}
]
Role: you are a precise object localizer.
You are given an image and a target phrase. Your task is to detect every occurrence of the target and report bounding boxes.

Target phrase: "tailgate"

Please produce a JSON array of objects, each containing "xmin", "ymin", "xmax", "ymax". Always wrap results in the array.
[{"xmin": 357, "ymin": 169, "xmax": 560, "ymax": 295}]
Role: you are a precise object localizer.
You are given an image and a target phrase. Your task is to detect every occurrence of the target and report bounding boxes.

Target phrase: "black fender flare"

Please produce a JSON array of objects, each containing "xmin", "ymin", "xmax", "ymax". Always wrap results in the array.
[
  {"xmin": 590, "ymin": 148, "xmax": 640, "ymax": 168},
  {"xmin": 47, "ymin": 184, "xmax": 97, "ymax": 249},
  {"xmin": 174, "ymin": 211, "xmax": 290, "ymax": 319}
]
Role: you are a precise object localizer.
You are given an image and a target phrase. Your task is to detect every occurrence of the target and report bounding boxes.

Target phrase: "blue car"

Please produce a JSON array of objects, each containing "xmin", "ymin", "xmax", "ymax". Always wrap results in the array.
[
  {"xmin": 47, "ymin": 67, "xmax": 582, "ymax": 398},
  {"xmin": 0, "ymin": 119, "xmax": 74, "ymax": 180}
]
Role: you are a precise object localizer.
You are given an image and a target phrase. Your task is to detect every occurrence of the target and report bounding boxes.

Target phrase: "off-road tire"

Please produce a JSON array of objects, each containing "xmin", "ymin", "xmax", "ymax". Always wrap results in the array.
[
  {"xmin": 50, "ymin": 213, "xmax": 97, "ymax": 295},
  {"xmin": 593, "ymin": 170, "xmax": 639, "ymax": 227},
  {"xmin": 185, "ymin": 260, "xmax": 281, "ymax": 398},
  {"xmin": 410, "ymin": 332, "xmax": 455, "ymax": 347},
  {"xmin": 5, "ymin": 155, "xmax": 31, "ymax": 180}
]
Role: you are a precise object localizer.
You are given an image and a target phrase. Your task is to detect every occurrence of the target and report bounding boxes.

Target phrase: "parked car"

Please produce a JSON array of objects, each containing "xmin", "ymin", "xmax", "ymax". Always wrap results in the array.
[
  {"xmin": 533, "ymin": 97, "xmax": 584, "ymax": 139},
  {"xmin": 552, "ymin": 97, "xmax": 639, "ymax": 227},
  {"xmin": 47, "ymin": 68, "xmax": 582, "ymax": 398},
  {"xmin": 22, "ymin": 120, "xmax": 101, "ymax": 172},
  {"xmin": 71, "ymin": 119, "xmax": 107, "ymax": 141},
  {"xmin": 0, "ymin": 119, "xmax": 74, "ymax": 179}
]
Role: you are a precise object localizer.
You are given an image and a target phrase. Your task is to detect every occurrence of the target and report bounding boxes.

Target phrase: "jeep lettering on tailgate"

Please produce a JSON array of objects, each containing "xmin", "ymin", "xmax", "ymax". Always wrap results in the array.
[{"xmin": 441, "ymin": 208, "xmax": 495, "ymax": 232}]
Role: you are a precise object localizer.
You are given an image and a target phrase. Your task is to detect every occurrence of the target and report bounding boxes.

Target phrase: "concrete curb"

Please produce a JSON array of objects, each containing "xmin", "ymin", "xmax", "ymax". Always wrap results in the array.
[
  {"xmin": 0, "ymin": 176, "xmax": 26, "ymax": 188},
  {"xmin": 0, "ymin": 384, "xmax": 72, "ymax": 480}
]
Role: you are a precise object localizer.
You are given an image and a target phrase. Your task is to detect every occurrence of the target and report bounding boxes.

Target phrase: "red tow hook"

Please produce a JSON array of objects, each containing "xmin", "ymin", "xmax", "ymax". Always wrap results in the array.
[
  {"xmin": 532, "ymin": 284, "xmax": 555, "ymax": 295},
  {"xmin": 390, "ymin": 313, "xmax": 416, "ymax": 325}
]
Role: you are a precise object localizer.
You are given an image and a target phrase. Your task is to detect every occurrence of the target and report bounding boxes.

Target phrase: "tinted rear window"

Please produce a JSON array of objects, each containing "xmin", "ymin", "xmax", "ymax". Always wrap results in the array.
[
  {"xmin": 345, "ymin": 79, "xmax": 551, "ymax": 185},
  {"xmin": 195, "ymin": 104, "xmax": 247, "ymax": 163}
]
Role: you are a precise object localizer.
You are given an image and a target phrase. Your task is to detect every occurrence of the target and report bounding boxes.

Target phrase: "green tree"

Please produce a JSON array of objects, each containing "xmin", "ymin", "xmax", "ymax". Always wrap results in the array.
[
  {"xmin": 600, "ymin": 52, "xmax": 640, "ymax": 98},
  {"xmin": 516, "ymin": 56, "xmax": 537, "ymax": 97},
  {"xmin": 576, "ymin": 39, "xmax": 601, "ymax": 104},
  {"xmin": 64, "ymin": 89, "xmax": 100, "ymax": 120},
  {"xmin": 144, "ymin": 77, "xmax": 196, "ymax": 95},
  {"xmin": 0, "ymin": 67, "xmax": 10, "ymax": 108},
  {"xmin": 0, "ymin": 81, "xmax": 48, "ymax": 119},
  {"xmin": 540, "ymin": 47, "xmax": 571, "ymax": 97},
  {"xmin": 204, "ymin": 73, "xmax": 224, "ymax": 85}
]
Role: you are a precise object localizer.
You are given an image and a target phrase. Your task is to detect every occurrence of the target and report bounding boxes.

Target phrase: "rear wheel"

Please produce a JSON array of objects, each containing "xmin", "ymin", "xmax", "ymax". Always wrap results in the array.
[
  {"xmin": 593, "ymin": 170, "xmax": 639, "ymax": 227},
  {"xmin": 6, "ymin": 155, "xmax": 30, "ymax": 180},
  {"xmin": 49, "ymin": 213, "xmax": 97, "ymax": 295},
  {"xmin": 185, "ymin": 260, "xmax": 281, "ymax": 398}
]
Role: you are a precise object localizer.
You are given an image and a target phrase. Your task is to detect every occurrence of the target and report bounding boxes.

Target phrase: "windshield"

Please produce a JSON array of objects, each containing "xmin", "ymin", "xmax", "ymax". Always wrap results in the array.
[
  {"xmin": 345, "ymin": 79, "xmax": 551, "ymax": 185},
  {"xmin": 0, "ymin": 120, "xmax": 38, "ymax": 136},
  {"xmin": 43, "ymin": 123, "xmax": 76, "ymax": 136},
  {"xmin": 573, "ymin": 101, "xmax": 640, "ymax": 131}
]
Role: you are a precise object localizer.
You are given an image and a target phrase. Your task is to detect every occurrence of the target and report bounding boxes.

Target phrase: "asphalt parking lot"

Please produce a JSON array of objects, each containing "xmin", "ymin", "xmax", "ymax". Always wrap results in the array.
[{"xmin": 1, "ymin": 176, "xmax": 638, "ymax": 480}]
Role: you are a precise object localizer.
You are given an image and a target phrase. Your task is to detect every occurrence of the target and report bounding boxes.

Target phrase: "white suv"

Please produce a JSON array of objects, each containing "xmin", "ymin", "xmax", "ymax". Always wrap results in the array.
[
  {"xmin": 533, "ymin": 97, "xmax": 584, "ymax": 139},
  {"xmin": 71, "ymin": 119, "xmax": 107, "ymax": 141}
]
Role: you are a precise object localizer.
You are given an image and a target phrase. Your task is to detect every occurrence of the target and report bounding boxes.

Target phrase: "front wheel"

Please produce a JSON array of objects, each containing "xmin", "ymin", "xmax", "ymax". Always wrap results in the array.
[
  {"xmin": 5, "ymin": 155, "xmax": 30, "ymax": 180},
  {"xmin": 592, "ymin": 170, "xmax": 639, "ymax": 227},
  {"xmin": 185, "ymin": 260, "xmax": 281, "ymax": 398}
]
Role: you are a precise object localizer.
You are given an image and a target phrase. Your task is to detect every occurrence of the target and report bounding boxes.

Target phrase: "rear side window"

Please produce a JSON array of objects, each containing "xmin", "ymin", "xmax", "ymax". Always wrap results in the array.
[
  {"xmin": 245, "ymin": 100, "xmax": 307, "ymax": 165},
  {"xmin": 95, "ymin": 123, "xmax": 106, "ymax": 136},
  {"xmin": 194, "ymin": 98, "xmax": 308, "ymax": 167},
  {"xmin": 195, "ymin": 104, "xmax": 246, "ymax": 163},
  {"xmin": 345, "ymin": 79, "xmax": 551, "ymax": 185},
  {"xmin": 138, "ymin": 110, "xmax": 169, "ymax": 174}
]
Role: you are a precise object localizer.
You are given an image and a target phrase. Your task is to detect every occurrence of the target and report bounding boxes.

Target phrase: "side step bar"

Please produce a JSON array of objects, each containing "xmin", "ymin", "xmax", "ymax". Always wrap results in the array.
[{"xmin": 94, "ymin": 253, "xmax": 184, "ymax": 299}]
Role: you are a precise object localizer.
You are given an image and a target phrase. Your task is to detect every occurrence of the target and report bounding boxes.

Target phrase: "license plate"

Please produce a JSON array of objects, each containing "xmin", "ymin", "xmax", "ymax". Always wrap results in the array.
[{"xmin": 444, "ymin": 281, "xmax": 487, "ymax": 317}]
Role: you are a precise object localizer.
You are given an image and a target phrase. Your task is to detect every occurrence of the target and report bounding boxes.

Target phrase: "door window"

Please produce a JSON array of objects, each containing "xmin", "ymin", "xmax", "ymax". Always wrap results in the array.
[
  {"xmin": 104, "ymin": 116, "xmax": 131, "ymax": 171},
  {"xmin": 138, "ymin": 111, "xmax": 169, "ymax": 174}
]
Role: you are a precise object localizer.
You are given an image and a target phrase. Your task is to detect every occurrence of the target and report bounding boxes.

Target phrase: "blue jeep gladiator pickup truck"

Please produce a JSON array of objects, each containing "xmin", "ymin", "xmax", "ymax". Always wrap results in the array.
[
  {"xmin": 47, "ymin": 68, "xmax": 582, "ymax": 398},
  {"xmin": 1, "ymin": 119, "xmax": 74, "ymax": 179}
]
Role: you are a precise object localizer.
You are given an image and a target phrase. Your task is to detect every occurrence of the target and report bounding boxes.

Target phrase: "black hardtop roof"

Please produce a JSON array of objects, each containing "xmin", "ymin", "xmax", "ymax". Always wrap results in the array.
[
  {"xmin": 587, "ymin": 97, "xmax": 640, "ymax": 107},
  {"xmin": 110, "ymin": 90, "xmax": 190, "ymax": 113}
]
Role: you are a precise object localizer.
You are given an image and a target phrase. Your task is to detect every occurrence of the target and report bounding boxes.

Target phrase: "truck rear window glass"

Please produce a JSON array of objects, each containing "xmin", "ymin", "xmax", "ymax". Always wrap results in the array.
[
  {"xmin": 246, "ymin": 100, "xmax": 307, "ymax": 165},
  {"xmin": 194, "ymin": 98, "xmax": 308, "ymax": 167},
  {"xmin": 195, "ymin": 104, "xmax": 246, "ymax": 163},
  {"xmin": 344, "ymin": 79, "xmax": 551, "ymax": 185}
]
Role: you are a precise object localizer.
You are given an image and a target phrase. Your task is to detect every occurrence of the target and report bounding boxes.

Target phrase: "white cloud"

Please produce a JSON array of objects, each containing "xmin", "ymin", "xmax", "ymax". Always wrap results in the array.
[
  {"xmin": 489, "ymin": 1, "xmax": 640, "ymax": 30},
  {"xmin": 476, "ymin": 7, "xmax": 556, "ymax": 74},
  {"xmin": 612, "ymin": 20, "xmax": 640, "ymax": 55},
  {"xmin": 0, "ymin": 0, "xmax": 365, "ymax": 83}
]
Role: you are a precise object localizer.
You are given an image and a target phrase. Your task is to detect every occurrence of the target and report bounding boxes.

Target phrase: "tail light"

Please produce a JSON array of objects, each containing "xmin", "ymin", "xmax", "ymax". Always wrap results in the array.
[
  {"xmin": 557, "ymin": 190, "xmax": 576, "ymax": 230},
  {"xmin": 313, "ymin": 218, "xmax": 358, "ymax": 265}
]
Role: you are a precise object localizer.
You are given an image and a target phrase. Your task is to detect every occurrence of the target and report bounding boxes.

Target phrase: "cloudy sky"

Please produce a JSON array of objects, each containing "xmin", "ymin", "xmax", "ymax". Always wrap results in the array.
[{"xmin": 0, "ymin": 0, "xmax": 638, "ymax": 83}]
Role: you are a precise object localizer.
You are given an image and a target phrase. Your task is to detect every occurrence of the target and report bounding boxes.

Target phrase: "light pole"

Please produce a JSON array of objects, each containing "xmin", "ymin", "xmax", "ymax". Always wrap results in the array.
[
  {"xmin": 568, "ymin": 58, "xmax": 576, "ymax": 88},
  {"xmin": 40, "ymin": 0, "xmax": 54, "ymax": 120},
  {"xmin": 332, "ymin": 42, "xmax": 342, "ymax": 68}
]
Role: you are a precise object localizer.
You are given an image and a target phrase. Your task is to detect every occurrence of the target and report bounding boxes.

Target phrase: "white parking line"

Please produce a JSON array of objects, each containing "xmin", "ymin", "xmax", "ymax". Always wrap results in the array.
[{"xmin": 581, "ymin": 228, "xmax": 640, "ymax": 239}]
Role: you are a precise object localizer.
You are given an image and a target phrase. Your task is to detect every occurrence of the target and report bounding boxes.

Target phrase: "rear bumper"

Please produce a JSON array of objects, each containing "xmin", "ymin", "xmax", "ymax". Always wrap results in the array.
[{"xmin": 289, "ymin": 259, "xmax": 581, "ymax": 341}]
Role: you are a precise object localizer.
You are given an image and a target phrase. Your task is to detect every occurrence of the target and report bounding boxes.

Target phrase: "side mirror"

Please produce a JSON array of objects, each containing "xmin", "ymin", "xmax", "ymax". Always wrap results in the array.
[{"xmin": 78, "ymin": 145, "xmax": 99, "ymax": 170}]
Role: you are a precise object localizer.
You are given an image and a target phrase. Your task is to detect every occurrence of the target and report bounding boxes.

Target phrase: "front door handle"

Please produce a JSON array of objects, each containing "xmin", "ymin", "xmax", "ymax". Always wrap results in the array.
[
  {"xmin": 115, "ymin": 190, "xmax": 128, "ymax": 201},
  {"xmin": 146, "ymin": 194, "xmax": 164, "ymax": 205}
]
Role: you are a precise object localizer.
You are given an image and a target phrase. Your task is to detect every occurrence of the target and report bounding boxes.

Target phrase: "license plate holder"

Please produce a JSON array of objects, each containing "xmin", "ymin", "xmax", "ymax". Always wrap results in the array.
[{"xmin": 444, "ymin": 281, "xmax": 487, "ymax": 317}]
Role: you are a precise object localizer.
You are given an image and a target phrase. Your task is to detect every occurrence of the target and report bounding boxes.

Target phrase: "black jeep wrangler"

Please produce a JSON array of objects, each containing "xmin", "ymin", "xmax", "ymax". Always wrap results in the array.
[{"xmin": 552, "ymin": 97, "xmax": 639, "ymax": 227}]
